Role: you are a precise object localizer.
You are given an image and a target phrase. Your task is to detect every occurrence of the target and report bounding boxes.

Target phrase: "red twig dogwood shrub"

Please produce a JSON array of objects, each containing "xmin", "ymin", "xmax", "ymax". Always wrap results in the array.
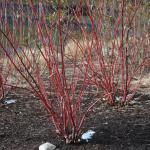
[
  {"xmin": 71, "ymin": 0, "xmax": 149, "ymax": 105},
  {"xmin": 0, "ymin": 0, "xmax": 99, "ymax": 143}
]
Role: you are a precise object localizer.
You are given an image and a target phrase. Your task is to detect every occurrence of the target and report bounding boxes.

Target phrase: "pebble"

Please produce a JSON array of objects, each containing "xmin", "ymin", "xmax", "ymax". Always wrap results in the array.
[
  {"xmin": 3, "ymin": 99, "xmax": 16, "ymax": 104},
  {"xmin": 39, "ymin": 142, "xmax": 56, "ymax": 150},
  {"xmin": 81, "ymin": 130, "xmax": 96, "ymax": 142}
]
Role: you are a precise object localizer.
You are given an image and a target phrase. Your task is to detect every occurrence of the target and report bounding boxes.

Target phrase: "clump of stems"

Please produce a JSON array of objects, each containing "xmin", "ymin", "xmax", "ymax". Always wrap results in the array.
[{"xmin": 0, "ymin": 0, "xmax": 99, "ymax": 143}]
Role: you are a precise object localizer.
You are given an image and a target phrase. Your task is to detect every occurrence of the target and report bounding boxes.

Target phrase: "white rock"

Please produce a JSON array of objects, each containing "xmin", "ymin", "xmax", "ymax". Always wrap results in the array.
[
  {"xmin": 116, "ymin": 97, "xmax": 120, "ymax": 102},
  {"xmin": 4, "ymin": 99, "xmax": 16, "ymax": 104},
  {"xmin": 39, "ymin": 142, "xmax": 56, "ymax": 150},
  {"xmin": 129, "ymin": 100, "xmax": 140, "ymax": 105},
  {"xmin": 81, "ymin": 130, "xmax": 96, "ymax": 142}
]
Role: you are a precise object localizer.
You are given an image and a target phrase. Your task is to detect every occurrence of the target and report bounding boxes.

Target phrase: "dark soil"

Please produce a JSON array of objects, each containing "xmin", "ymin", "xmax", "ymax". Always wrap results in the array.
[{"xmin": 1, "ymin": 86, "xmax": 150, "ymax": 150}]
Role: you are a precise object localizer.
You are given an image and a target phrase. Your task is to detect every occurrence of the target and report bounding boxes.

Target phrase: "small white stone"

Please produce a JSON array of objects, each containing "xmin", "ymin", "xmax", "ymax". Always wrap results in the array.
[
  {"xmin": 81, "ymin": 130, "xmax": 96, "ymax": 142},
  {"xmin": 103, "ymin": 122, "xmax": 108, "ymax": 125},
  {"xmin": 116, "ymin": 97, "xmax": 120, "ymax": 101},
  {"xmin": 4, "ymin": 99, "xmax": 16, "ymax": 104},
  {"xmin": 129, "ymin": 100, "xmax": 140, "ymax": 105},
  {"xmin": 39, "ymin": 142, "xmax": 56, "ymax": 150}
]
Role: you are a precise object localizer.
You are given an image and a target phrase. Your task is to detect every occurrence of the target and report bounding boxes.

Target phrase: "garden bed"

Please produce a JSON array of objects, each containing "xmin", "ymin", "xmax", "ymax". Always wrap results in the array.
[{"xmin": 0, "ymin": 78, "xmax": 150, "ymax": 150}]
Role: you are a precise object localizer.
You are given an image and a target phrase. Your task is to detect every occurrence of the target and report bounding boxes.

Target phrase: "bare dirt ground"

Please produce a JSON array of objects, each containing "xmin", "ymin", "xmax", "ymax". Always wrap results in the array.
[{"xmin": 0, "ymin": 74, "xmax": 150, "ymax": 150}]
